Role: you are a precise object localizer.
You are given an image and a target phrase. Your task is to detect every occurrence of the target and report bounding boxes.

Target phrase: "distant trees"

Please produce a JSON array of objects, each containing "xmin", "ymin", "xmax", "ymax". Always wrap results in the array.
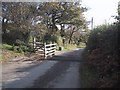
[
  {"xmin": 2, "ymin": 2, "xmax": 87, "ymax": 47},
  {"xmin": 2, "ymin": 2, "xmax": 37, "ymax": 44},
  {"xmin": 36, "ymin": 2, "xmax": 87, "ymax": 44}
]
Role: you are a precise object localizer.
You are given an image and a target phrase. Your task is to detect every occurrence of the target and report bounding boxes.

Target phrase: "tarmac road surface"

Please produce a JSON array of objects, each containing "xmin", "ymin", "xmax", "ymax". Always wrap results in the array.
[{"xmin": 2, "ymin": 48, "xmax": 84, "ymax": 88}]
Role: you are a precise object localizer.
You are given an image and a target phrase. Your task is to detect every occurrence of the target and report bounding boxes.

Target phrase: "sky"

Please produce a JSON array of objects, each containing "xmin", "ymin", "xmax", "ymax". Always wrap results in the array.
[
  {"xmin": 82, "ymin": 0, "xmax": 120, "ymax": 28},
  {"xmin": 1, "ymin": 0, "xmax": 119, "ymax": 28}
]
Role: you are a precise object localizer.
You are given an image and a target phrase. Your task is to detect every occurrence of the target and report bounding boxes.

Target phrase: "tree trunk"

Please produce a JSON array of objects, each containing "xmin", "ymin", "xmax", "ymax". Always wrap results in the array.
[{"xmin": 68, "ymin": 31, "xmax": 74, "ymax": 44}]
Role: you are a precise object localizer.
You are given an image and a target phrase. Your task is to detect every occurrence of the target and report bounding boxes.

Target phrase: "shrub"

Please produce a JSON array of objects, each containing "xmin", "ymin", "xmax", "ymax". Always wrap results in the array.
[
  {"xmin": 15, "ymin": 39, "xmax": 25, "ymax": 46},
  {"xmin": 84, "ymin": 24, "xmax": 120, "ymax": 88},
  {"xmin": 86, "ymin": 24, "xmax": 118, "ymax": 53}
]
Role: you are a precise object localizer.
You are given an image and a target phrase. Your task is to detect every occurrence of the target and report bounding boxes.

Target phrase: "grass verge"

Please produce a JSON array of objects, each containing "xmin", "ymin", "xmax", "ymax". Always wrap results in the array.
[
  {"xmin": 62, "ymin": 42, "xmax": 86, "ymax": 51},
  {"xmin": 77, "ymin": 42, "xmax": 86, "ymax": 48},
  {"xmin": 63, "ymin": 44, "xmax": 77, "ymax": 51}
]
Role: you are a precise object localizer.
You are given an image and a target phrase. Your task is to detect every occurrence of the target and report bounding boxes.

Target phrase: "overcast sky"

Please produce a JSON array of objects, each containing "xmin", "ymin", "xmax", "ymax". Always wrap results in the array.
[{"xmin": 82, "ymin": 0, "xmax": 119, "ymax": 28}]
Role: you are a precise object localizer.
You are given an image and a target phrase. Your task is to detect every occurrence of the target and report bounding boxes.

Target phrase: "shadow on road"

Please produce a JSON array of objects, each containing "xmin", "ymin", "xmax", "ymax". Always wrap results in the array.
[
  {"xmin": 2, "ymin": 48, "xmax": 84, "ymax": 88},
  {"xmin": 15, "ymin": 48, "xmax": 84, "ymax": 73},
  {"xmin": 45, "ymin": 48, "xmax": 84, "ymax": 62}
]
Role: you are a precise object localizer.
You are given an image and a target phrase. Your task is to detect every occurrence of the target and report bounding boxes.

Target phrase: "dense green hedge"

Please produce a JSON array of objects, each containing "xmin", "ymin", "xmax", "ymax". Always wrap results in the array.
[
  {"xmin": 86, "ymin": 24, "xmax": 118, "ymax": 53},
  {"xmin": 83, "ymin": 24, "xmax": 120, "ymax": 88}
]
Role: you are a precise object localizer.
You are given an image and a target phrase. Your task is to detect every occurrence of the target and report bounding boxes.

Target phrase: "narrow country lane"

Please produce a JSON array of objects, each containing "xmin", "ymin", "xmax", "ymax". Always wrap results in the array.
[{"xmin": 2, "ymin": 48, "xmax": 84, "ymax": 88}]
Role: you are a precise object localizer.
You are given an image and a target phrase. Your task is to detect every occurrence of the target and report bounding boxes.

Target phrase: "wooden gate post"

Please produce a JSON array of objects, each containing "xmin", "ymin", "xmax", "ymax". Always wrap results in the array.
[
  {"xmin": 44, "ymin": 42, "xmax": 56, "ymax": 59},
  {"xmin": 33, "ymin": 37, "xmax": 36, "ymax": 51},
  {"xmin": 44, "ymin": 42, "xmax": 47, "ymax": 59}
]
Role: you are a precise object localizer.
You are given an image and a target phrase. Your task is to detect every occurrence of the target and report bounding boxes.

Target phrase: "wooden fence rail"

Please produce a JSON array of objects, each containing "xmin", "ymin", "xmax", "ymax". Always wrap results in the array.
[
  {"xmin": 33, "ymin": 42, "xmax": 56, "ymax": 59},
  {"xmin": 44, "ymin": 43, "xmax": 56, "ymax": 59},
  {"xmin": 29, "ymin": 37, "xmax": 56, "ymax": 58}
]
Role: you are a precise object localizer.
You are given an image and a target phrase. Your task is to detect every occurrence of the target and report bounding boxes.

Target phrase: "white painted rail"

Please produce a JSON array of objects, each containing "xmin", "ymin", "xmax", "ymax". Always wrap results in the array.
[
  {"xmin": 29, "ymin": 37, "xmax": 56, "ymax": 59},
  {"xmin": 44, "ymin": 43, "xmax": 56, "ymax": 59},
  {"xmin": 33, "ymin": 42, "xmax": 56, "ymax": 59}
]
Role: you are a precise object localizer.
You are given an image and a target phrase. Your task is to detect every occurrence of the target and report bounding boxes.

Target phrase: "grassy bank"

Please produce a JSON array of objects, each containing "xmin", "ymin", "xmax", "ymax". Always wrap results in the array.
[{"xmin": 1, "ymin": 44, "xmax": 24, "ymax": 63}]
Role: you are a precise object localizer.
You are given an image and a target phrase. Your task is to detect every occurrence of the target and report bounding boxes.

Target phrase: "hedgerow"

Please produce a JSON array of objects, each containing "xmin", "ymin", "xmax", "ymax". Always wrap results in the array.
[{"xmin": 84, "ymin": 24, "xmax": 120, "ymax": 88}]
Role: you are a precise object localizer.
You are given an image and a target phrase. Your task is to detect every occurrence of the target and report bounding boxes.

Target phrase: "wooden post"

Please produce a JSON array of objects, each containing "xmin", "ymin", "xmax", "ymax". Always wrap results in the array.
[
  {"xmin": 91, "ymin": 17, "xmax": 94, "ymax": 30},
  {"xmin": 33, "ymin": 37, "xmax": 36, "ymax": 51},
  {"xmin": 53, "ymin": 43, "xmax": 56, "ymax": 55},
  {"xmin": 44, "ymin": 42, "xmax": 47, "ymax": 59}
]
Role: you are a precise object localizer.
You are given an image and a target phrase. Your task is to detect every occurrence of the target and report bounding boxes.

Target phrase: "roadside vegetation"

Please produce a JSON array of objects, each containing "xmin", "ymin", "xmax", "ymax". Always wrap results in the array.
[
  {"xmin": 80, "ymin": 2, "xmax": 120, "ymax": 88},
  {"xmin": 1, "ymin": 2, "xmax": 88, "ymax": 62},
  {"xmin": 1, "ymin": 41, "xmax": 86, "ymax": 62},
  {"xmin": 1, "ymin": 44, "xmax": 24, "ymax": 63},
  {"xmin": 61, "ymin": 42, "xmax": 86, "ymax": 51}
]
